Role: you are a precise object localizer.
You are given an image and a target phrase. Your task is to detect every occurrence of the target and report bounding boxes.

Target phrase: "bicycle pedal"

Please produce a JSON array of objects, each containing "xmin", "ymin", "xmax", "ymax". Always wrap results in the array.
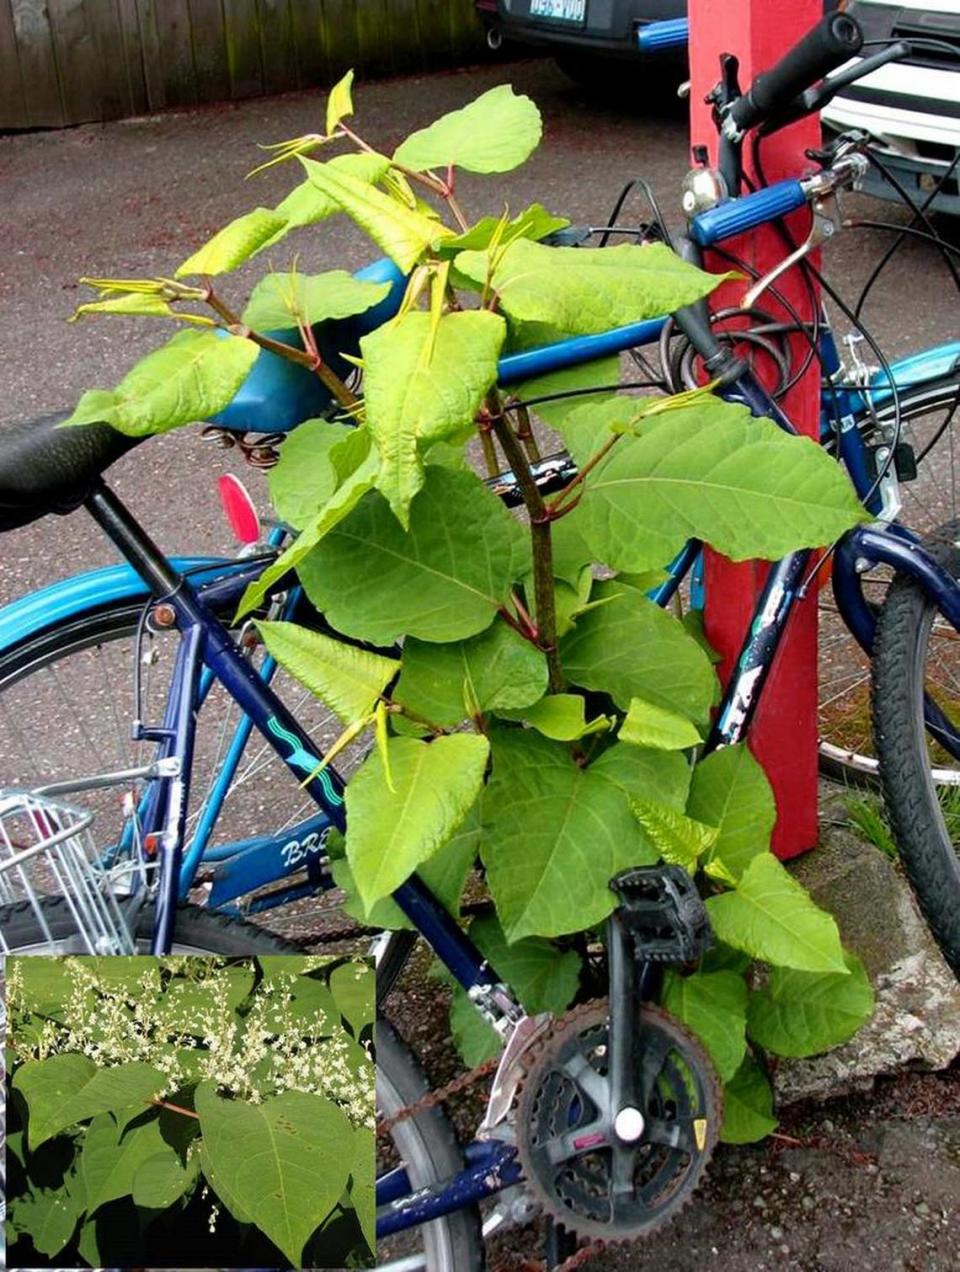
[{"xmin": 609, "ymin": 865, "xmax": 713, "ymax": 963}]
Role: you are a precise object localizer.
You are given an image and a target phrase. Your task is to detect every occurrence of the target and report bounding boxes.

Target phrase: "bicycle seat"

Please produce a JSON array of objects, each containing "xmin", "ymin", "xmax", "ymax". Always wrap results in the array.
[{"xmin": 0, "ymin": 411, "xmax": 140, "ymax": 532}]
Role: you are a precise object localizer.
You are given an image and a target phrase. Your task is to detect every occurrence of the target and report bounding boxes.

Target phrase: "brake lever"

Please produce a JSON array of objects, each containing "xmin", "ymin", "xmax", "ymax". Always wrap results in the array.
[{"xmin": 740, "ymin": 193, "xmax": 838, "ymax": 309}]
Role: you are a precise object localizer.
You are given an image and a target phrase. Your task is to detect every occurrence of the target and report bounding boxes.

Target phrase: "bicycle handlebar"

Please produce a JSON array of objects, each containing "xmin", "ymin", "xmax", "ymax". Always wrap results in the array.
[{"xmin": 725, "ymin": 13, "xmax": 863, "ymax": 137}]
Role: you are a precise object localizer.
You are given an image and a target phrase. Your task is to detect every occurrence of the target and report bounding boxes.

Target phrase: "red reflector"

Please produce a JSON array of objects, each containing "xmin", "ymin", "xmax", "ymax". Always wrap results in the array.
[{"xmin": 217, "ymin": 474, "xmax": 261, "ymax": 544}]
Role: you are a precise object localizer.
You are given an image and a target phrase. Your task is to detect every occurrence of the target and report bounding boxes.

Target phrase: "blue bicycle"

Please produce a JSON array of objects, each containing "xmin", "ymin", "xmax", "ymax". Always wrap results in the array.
[{"xmin": 1, "ymin": 9, "xmax": 960, "ymax": 1268}]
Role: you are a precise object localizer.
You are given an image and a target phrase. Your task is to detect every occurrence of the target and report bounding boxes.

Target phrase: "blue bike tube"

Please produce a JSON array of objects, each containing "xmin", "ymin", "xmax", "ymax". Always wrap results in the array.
[
  {"xmin": 83, "ymin": 482, "xmax": 502, "ymax": 987},
  {"xmin": 378, "ymin": 1141, "xmax": 521, "ymax": 1237}
]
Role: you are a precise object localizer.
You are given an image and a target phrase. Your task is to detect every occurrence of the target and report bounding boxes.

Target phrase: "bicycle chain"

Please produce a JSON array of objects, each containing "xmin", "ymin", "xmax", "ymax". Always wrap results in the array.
[
  {"xmin": 377, "ymin": 1039, "xmax": 607, "ymax": 1272},
  {"xmin": 376, "ymin": 1054, "xmax": 501, "ymax": 1139}
]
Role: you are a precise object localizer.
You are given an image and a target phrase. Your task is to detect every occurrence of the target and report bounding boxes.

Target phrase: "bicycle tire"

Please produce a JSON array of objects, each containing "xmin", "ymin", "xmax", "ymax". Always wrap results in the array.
[
  {"xmin": 0, "ymin": 592, "xmax": 356, "ymax": 947},
  {"xmin": 818, "ymin": 373, "xmax": 960, "ymax": 784},
  {"xmin": 871, "ymin": 519, "xmax": 960, "ymax": 977},
  {"xmin": 0, "ymin": 893, "xmax": 299, "ymax": 953},
  {"xmin": 377, "ymin": 1017, "xmax": 483, "ymax": 1272}
]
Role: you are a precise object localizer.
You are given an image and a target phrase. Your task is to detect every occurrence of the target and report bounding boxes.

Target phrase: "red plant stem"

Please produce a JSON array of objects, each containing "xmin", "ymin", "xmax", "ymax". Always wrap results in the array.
[
  {"xmin": 488, "ymin": 394, "xmax": 565, "ymax": 692},
  {"xmin": 147, "ymin": 1097, "xmax": 200, "ymax": 1120},
  {"xmin": 205, "ymin": 288, "xmax": 358, "ymax": 409},
  {"xmin": 547, "ymin": 432, "xmax": 622, "ymax": 516}
]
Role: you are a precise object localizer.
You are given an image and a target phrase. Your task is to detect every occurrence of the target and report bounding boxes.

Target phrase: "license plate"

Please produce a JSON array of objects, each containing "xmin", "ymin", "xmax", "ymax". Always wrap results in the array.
[{"xmin": 530, "ymin": 0, "xmax": 587, "ymax": 24}]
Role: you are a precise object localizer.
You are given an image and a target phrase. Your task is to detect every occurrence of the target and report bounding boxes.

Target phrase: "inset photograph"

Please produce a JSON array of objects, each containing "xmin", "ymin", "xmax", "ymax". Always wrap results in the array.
[{"xmin": 4, "ymin": 954, "xmax": 373, "ymax": 1268}]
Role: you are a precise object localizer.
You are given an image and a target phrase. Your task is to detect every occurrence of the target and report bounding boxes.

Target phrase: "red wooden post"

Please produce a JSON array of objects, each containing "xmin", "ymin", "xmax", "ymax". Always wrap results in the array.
[{"xmin": 688, "ymin": 0, "xmax": 823, "ymax": 859}]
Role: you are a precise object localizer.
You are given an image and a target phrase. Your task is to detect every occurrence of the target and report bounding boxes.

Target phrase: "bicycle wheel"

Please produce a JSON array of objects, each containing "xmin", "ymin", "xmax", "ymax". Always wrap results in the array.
[
  {"xmin": 818, "ymin": 374, "xmax": 960, "ymax": 782},
  {"xmin": 0, "ymin": 590, "xmax": 358, "ymax": 946},
  {"xmin": 377, "ymin": 1017, "xmax": 483, "ymax": 1272},
  {"xmin": 0, "ymin": 893, "xmax": 298, "ymax": 953},
  {"xmin": 872, "ymin": 520, "xmax": 960, "ymax": 977}
]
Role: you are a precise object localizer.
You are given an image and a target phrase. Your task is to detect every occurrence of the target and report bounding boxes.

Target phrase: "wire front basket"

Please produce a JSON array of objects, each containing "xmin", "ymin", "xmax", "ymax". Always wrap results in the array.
[{"xmin": 0, "ymin": 789, "xmax": 143, "ymax": 954}]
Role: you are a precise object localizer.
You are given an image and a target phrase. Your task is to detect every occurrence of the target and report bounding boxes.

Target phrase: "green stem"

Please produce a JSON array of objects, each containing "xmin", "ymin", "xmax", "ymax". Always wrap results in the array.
[{"xmin": 488, "ymin": 392, "xmax": 565, "ymax": 693}]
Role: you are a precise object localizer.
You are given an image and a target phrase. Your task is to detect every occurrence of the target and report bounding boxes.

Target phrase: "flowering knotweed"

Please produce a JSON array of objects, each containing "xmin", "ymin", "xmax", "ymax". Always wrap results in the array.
[
  {"xmin": 6, "ymin": 955, "xmax": 374, "ymax": 1268},
  {"xmin": 7, "ymin": 955, "xmax": 373, "ymax": 1128}
]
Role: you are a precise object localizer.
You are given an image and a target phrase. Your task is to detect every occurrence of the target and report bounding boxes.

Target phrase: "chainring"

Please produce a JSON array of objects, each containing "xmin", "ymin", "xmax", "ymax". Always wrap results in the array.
[{"xmin": 515, "ymin": 1000, "xmax": 722, "ymax": 1244}]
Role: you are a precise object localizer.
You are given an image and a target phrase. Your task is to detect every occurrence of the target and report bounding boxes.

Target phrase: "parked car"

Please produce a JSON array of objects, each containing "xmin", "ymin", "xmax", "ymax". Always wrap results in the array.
[
  {"xmin": 474, "ymin": 0, "xmax": 687, "ymax": 88},
  {"xmin": 821, "ymin": 0, "xmax": 960, "ymax": 216}
]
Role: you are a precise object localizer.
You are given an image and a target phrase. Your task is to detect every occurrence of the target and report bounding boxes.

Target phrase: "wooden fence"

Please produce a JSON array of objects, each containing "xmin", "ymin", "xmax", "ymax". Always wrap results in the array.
[{"xmin": 0, "ymin": 0, "xmax": 486, "ymax": 130}]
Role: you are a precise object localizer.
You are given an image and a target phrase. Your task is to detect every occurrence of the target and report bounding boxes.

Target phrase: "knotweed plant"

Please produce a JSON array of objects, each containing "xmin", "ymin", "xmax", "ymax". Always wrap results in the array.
[
  {"xmin": 63, "ymin": 70, "xmax": 874, "ymax": 1148},
  {"xmin": 5, "ymin": 956, "xmax": 373, "ymax": 1269}
]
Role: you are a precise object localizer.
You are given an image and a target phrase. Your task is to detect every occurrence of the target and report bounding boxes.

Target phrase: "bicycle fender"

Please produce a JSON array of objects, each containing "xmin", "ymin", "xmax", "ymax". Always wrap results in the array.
[
  {"xmin": 0, "ymin": 556, "xmax": 241, "ymax": 654},
  {"xmin": 854, "ymin": 340, "xmax": 960, "ymax": 412}
]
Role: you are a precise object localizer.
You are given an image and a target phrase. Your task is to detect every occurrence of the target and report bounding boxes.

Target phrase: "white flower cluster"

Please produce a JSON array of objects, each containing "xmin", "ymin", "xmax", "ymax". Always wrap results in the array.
[{"xmin": 7, "ymin": 958, "xmax": 373, "ymax": 1129}]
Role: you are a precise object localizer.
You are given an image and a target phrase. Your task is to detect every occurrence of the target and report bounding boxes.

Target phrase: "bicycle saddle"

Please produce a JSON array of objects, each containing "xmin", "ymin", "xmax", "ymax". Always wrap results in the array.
[{"xmin": 0, "ymin": 412, "xmax": 140, "ymax": 532}]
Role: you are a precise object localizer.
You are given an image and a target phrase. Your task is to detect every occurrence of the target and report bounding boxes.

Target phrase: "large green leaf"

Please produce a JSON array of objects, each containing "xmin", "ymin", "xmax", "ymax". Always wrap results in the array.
[
  {"xmin": 238, "ymin": 430, "xmax": 379, "ymax": 617},
  {"xmin": 267, "ymin": 418, "xmax": 354, "ymax": 528},
  {"xmin": 393, "ymin": 84, "xmax": 542, "ymax": 173},
  {"xmin": 197, "ymin": 1083, "xmax": 354, "ymax": 1268},
  {"xmin": 299, "ymin": 155, "xmax": 450, "ymax": 271},
  {"xmin": 333, "ymin": 800, "xmax": 481, "ymax": 929},
  {"xmin": 362, "ymin": 309, "xmax": 505, "ymax": 524},
  {"xmin": 80, "ymin": 1113, "xmax": 170, "ymax": 1214},
  {"xmin": 175, "ymin": 207, "xmax": 287, "ymax": 277},
  {"xmin": 14, "ymin": 1055, "xmax": 165, "ymax": 1150},
  {"xmin": 395, "ymin": 620, "xmax": 547, "ymax": 726},
  {"xmin": 435, "ymin": 202, "xmax": 569, "ymax": 258},
  {"xmin": 687, "ymin": 745, "xmax": 775, "ymax": 883},
  {"xmin": 242, "ymin": 269, "xmax": 390, "ymax": 332},
  {"xmin": 663, "ymin": 970, "xmax": 747, "ymax": 1081},
  {"xmin": 64, "ymin": 329, "xmax": 258, "ymax": 437},
  {"xmin": 471, "ymin": 914, "xmax": 581, "ymax": 1014},
  {"xmin": 455, "ymin": 239, "xmax": 730, "ymax": 333},
  {"xmin": 132, "ymin": 1149, "xmax": 200, "ymax": 1209},
  {"xmin": 747, "ymin": 951, "xmax": 874, "ymax": 1057},
  {"xmin": 481, "ymin": 731, "xmax": 685, "ymax": 940},
  {"xmin": 561, "ymin": 395, "xmax": 865, "ymax": 573},
  {"xmin": 705, "ymin": 853, "xmax": 848, "ymax": 974},
  {"xmin": 298, "ymin": 466, "xmax": 528, "ymax": 644},
  {"xmin": 267, "ymin": 152, "xmax": 392, "ymax": 246},
  {"xmin": 346, "ymin": 733, "xmax": 489, "ymax": 909},
  {"xmin": 560, "ymin": 580, "xmax": 717, "ymax": 728},
  {"xmin": 9, "ymin": 1186, "xmax": 82, "ymax": 1257},
  {"xmin": 620, "ymin": 697, "xmax": 702, "ymax": 751},
  {"xmin": 720, "ymin": 1054, "xmax": 778, "ymax": 1144},
  {"xmin": 256, "ymin": 619, "xmax": 399, "ymax": 724}
]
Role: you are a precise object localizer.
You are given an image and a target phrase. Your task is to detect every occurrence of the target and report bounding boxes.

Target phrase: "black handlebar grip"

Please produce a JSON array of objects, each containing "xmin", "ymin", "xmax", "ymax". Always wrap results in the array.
[{"xmin": 727, "ymin": 13, "xmax": 863, "ymax": 134}]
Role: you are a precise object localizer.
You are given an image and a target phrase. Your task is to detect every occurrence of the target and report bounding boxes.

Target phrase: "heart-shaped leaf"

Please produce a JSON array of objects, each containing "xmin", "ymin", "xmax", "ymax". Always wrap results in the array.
[
  {"xmin": 394, "ymin": 84, "xmax": 542, "ymax": 174},
  {"xmin": 197, "ymin": 1083, "xmax": 354, "ymax": 1267},
  {"xmin": 64, "ymin": 329, "xmax": 258, "ymax": 437}
]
